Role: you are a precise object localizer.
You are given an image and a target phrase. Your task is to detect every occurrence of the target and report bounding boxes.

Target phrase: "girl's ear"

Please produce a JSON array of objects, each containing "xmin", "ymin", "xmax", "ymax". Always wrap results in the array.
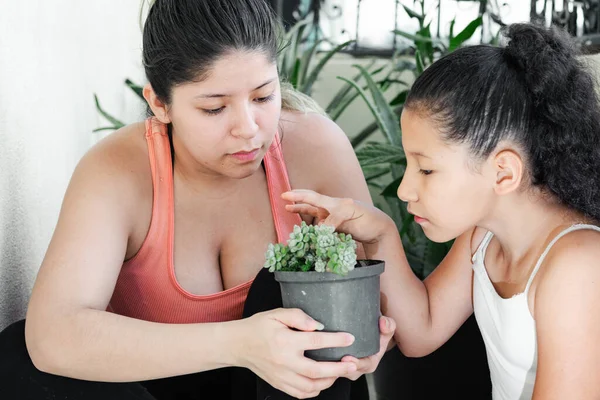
[
  {"xmin": 143, "ymin": 84, "xmax": 171, "ymax": 124},
  {"xmin": 492, "ymin": 149, "xmax": 525, "ymax": 196}
]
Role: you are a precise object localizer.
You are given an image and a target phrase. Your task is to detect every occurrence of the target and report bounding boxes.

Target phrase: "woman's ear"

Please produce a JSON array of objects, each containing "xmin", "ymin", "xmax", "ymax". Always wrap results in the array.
[
  {"xmin": 492, "ymin": 149, "xmax": 525, "ymax": 196},
  {"xmin": 143, "ymin": 84, "xmax": 171, "ymax": 124}
]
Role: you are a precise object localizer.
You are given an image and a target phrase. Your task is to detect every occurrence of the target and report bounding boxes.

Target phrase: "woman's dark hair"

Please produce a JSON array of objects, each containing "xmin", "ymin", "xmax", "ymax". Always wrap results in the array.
[
  {"xmin": 405, "ymin": 23, "xmax": 600, "ymax": 222},
  {"xmin": 142, "ymin": 0, "xmax": 279, "ymax": 105}
]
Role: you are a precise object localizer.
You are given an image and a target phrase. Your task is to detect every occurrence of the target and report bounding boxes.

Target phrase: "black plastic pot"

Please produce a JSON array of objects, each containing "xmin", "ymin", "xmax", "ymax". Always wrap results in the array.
[{"xmin": 274, "ymin": 260, "xmax": 385, "ymax": 361}]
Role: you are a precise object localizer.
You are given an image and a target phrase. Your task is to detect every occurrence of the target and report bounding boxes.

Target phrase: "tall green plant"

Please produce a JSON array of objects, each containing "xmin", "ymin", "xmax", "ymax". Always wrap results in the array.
[{"xmin": 344, "ymin": 1, "xmax": 488, "ymax": 278}]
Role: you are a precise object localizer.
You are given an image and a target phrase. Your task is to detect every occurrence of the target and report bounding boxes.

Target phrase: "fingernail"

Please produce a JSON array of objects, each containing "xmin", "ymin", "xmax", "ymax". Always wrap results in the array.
[
  {"xmin": 385, "ymin": 317, "xmax": 391, "ymax": 330},
  {"xmin": 347, "ymin": 334, "xmax": 355, "ymax": 344},
  {"xmin": 315, "ymin": 322, "xmax": 325, "ymax": 331}
]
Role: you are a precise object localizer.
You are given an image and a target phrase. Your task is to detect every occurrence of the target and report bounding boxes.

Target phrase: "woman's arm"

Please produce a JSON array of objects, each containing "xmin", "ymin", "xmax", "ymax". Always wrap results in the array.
[
  {"xmin": 25, "ymin": 128, "xmax": 354, "ymax": 397},
  {"xmin": 25, "ymin": 130, "xmax": 240, "ymax": 381},
  {"xmin": 531, "ymin": 229, "xmax": 600, "ymax": 399}
]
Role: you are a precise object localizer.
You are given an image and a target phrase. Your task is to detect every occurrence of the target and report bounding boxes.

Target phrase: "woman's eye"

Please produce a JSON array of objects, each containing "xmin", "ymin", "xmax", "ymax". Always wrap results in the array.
[
  {"xmin": 255, "ymin": 94, "xmax": 275, "ymax": 103},
  {"xmin": 419, "ymin": 169, "xmax": 433, "ymax": 176},
  {"xmin": 202, "ymin": 107, "xmax": 225, "ymax": 116}
]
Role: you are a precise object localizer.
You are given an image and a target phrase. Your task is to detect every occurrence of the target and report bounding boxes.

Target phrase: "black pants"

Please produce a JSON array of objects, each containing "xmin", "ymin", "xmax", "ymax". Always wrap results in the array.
[{"xmin": 0, "ymin": 268, "xmax": 369, "ymax": 400}]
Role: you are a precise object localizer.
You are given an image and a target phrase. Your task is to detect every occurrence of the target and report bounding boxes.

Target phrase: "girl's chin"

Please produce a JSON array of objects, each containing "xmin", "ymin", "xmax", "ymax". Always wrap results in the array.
[{"xmin": 420, "ymin": 225, "xmax": 454, "ymax": 244}]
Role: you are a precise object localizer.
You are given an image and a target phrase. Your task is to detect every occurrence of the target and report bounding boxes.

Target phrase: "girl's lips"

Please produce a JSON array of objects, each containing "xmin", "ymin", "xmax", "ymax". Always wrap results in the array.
[
  {"xmin": 414, "ymin": 215, "xmax": 429, "ymax": 224},
  {"xmin": 230, "ymin": 148, "xmax": 260, "ymax": 162}
]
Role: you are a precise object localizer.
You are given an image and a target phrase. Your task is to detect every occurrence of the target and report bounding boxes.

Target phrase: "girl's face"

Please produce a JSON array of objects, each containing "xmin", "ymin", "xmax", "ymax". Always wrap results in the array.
[
  {"xmin": 397, "ymin": 109, "xmax": 496, "ymax": 243},
  {"xmin": 165, "ymin": 50, "xmax": 282, "ymax": 180}
]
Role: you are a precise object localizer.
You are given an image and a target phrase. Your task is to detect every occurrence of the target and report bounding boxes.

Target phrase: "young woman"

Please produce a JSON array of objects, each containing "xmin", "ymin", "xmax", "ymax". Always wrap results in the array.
[{"xmin": 0, "ymin": 1, "xmax": 394, "ymax": 399}]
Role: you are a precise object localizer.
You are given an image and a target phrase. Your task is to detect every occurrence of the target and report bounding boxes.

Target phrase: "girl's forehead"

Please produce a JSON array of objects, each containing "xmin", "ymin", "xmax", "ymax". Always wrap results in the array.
[{"xmin": 401, "ymin": 110, "xmax": 468, "ymax": 161}]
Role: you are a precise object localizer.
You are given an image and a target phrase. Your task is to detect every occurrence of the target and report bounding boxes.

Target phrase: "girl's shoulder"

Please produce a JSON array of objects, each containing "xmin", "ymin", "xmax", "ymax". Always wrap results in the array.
[
  {"xmin": 469, "ymin": 226, "xmax": 491, "ymax": 259},
  {"xmin": 538, "ymin": 226, "xmax": 600, "ymax": 278}
]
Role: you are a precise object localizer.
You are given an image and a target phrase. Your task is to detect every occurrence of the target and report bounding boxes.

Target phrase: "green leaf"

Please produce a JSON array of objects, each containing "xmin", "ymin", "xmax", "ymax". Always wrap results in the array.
[
  {"xmin": 415, "ymin": 49, "xmax": 425, "ymax": 75},
  {"xmin": 449, "ymin": 18, "xmax": 456, "ymax": 41},
  {"xmin": 92, "ymin": 126, "xmax": 119, "ymax": 133},
  {"xmin": 380, "ymin": 176, "xmax": 402, "ymax": 198},
  {"xmin": 326, "ymin": 60, "xmax": 377, "ymax": 118},
  {"xmin": 93, "ymin": 94, "xmax": 125, "ymax": 129},
  {"xmin": 348, "ymin": 64, "xmax": 402, "ymax": 146},
  {"xmin": 390, "ymin": 90, "xmax": 409, "ymax": 106},
  {"xmin": 421, "ymin": 241, "xmax": 450, "ymax": 279},
  {"xmin": 393, "ymin": 30, "xmax": 440, "ymax": 45},
  {"xmin": 278, "ymin": 17, "xmax": 311, "ymax": 77},
  {"xmin": 301, "ymin": 39, "xmax": 354, "ymax": 95},
  {"xmin": 402, "ymin": 5, "xmax": 424, "ymax": 22},
  {"xmin": 416, "ymin": 23, "xmax": 435, "ymax": 63},
  {"xmin": 362, "ymin": 165, "xmax": 390, "ymax": 182},
  {"xmin": 449, "ymin": 17, "xmax": 483, "ymax": 52},
  {"xmin": 125, "ymin": 79, "xmax": 144, "ymax": 100},
  {"xmin": 350, "ymin": 120, "xmax": 379, "ymax": 148},
  {"xmin": 298, "ymin": 39, "xmax": 324, "ymax": 89},
  {"xmin": 356, "ymin": 143, "xmax": 406, "ymax": 167},
  {"xmin": 289, "ymin": 58, "xmax": 302, "ymax": 89},
  {"xmin": 328, "ymin": 89, "xmax": 361, "ymax": 122}
]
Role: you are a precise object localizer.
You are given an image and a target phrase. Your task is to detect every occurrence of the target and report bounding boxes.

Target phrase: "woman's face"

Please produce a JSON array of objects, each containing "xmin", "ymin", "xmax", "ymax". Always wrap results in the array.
[{"xmin": 166, "ymin": 50, "xmax": 282, "ymax": 180}]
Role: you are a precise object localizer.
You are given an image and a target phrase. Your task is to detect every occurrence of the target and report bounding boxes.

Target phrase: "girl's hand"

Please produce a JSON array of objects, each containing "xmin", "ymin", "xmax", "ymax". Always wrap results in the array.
[
  {"xmin": 341, "ymin": 316, "xmax": 397, "ymax": 381},
  {"xmin": 282, "ymin": 189, "xmax": 395, "ymax": 244},
  {"xmin": 236, "ymin": 308, "xmax": 358, "ymax": 399}
]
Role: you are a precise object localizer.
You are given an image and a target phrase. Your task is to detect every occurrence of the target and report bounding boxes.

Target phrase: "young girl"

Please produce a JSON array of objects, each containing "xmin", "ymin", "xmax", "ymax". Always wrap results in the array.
[
  {"xmin": 0, "ymin": 0, "xmax": 394, "ymax": 399},
  {"xmin": 284, "ymin": 23, "xmax": 600, "ymax": 399}
]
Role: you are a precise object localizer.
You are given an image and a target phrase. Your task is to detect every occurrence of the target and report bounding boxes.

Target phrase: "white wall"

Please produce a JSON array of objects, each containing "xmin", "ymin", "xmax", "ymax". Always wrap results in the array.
[
  {"xmin": 0, "ymin": 1, "xmax": 146, "ymax": 330},
  {"xmin": 2, "ymin": 0, "xmax": 599, "ymax": 331}
]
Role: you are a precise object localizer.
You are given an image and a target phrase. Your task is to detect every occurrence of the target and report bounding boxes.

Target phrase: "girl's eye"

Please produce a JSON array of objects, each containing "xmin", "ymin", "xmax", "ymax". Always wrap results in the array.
[
  {"xmin": 255, "ymin": 94, "xmax": 275, "ymax": 103},
  {"xmin": 202, "ymin": 107, "xmax": 225, "ymax": 116},
  {"xmin": 419, "ymin": 169, "xmax": 433, "ymax": 176}
]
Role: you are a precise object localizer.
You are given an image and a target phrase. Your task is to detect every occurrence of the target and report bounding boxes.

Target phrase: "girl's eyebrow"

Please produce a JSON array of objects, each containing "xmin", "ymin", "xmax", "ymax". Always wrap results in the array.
[{"xmin": 409, "ymin": 151, "xmax": 431, "ymax": 159}]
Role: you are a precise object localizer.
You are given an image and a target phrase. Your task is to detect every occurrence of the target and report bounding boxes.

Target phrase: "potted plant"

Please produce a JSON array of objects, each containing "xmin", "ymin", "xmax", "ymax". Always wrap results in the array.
[{"xmin": 264, "ymin": 221, "xmax": 385, "ymax": 361}]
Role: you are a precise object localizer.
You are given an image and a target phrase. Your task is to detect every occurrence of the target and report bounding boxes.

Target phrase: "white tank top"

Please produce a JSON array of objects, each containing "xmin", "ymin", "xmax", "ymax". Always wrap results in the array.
[{"xmin": 472, "ymin": 223, "xmax": 600, "ymax": 400}]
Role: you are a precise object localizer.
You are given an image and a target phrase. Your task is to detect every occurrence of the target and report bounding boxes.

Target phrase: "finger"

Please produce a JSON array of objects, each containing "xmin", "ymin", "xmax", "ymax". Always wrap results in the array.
[
  {"xmin": 341, "ymin": 356, "xmax": 360, "ymax": 364},
  {"xmin": 271, "ymin": 308, "xmax": 324, "ymax": 332},
  {"xmin": 282, "ymin": 189, "xmax": 338, "ymax": 210},
  {"xmin": 344, "ymin": 354, "xmax": 374, "ymax": 371},
  {"xmin": 285, "ymin": 204, "xmax": 323, "ymax": 218},
  {"xmin": 380, "ymin": 316, "xmax": 396, "ymax": 334},
  {"xmin": 298, "ymin": 359, "xmax": 357, "ymax": 379},
  {"xmin": 300, "ymin": 331, "xmax": 355, "ymax": 350},
  {"xmin": 285, "ymin": 376, "xmax": 336, "ymax": 399}
]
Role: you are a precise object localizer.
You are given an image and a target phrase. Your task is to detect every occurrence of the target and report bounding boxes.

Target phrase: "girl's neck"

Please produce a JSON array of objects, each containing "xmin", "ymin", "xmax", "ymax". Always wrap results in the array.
[{"xmin": 482, "ymin": 192, "xmax": 587, "ymax": 264}]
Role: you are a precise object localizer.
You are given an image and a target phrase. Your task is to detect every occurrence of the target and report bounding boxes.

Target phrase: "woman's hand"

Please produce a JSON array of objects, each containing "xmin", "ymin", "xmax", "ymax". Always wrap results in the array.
[
  {"xmin": 282, "ymin": 189, "xmax": 395, "ymax": 245},
  {"xmin": 341, "ymin": 316, "xmax": 397, "ymax": 380},
  {"xmin": 235, "ymin": 308, "xmax": 358, "ymax": 399}
]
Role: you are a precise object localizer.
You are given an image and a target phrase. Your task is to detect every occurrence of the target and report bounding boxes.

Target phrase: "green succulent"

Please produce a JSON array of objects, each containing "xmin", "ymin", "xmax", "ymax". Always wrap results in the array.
[{"xmin": 264, "ymin": 221, "xmax": 358, "ymax": 276}]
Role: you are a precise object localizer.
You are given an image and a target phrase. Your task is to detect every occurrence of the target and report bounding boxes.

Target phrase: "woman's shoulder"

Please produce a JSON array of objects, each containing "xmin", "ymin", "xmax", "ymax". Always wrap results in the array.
[
  {"xmin": 279, "ymin": 110, "xmax": 356, "ymax": 190},
  {"xmin": 73, "ymin": 121, "xmax": 152, "ymax": 210},
  {"xmin": 84, "ymin": 121, "xmax": 150, "ymax": 180},
  {"xmin": 279, "ymin": 110, "xmax": 349, "ymax": 152}
]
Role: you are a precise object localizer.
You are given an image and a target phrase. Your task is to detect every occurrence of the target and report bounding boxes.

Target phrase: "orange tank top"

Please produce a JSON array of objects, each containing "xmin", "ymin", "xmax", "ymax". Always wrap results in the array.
[{"xmin": 108, "ymin": 118, "xmax": 302, "ymax": 323}]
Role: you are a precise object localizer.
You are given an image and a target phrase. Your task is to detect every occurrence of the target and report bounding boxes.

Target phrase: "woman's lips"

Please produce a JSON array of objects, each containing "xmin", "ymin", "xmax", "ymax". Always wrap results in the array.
[{"xmin": 230, "ymin": 148, "xmax": 260, "ymax": 162}]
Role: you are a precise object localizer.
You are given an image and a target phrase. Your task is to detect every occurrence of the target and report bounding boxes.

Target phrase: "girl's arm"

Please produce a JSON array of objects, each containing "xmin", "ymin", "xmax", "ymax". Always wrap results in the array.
[
  {"xmin": 531, "ymin": 229, "xmax": 600, "ymax": 399},
  {"xmin": 280, "ymin": 112, "xmax": 487, "ymax": 357}
]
